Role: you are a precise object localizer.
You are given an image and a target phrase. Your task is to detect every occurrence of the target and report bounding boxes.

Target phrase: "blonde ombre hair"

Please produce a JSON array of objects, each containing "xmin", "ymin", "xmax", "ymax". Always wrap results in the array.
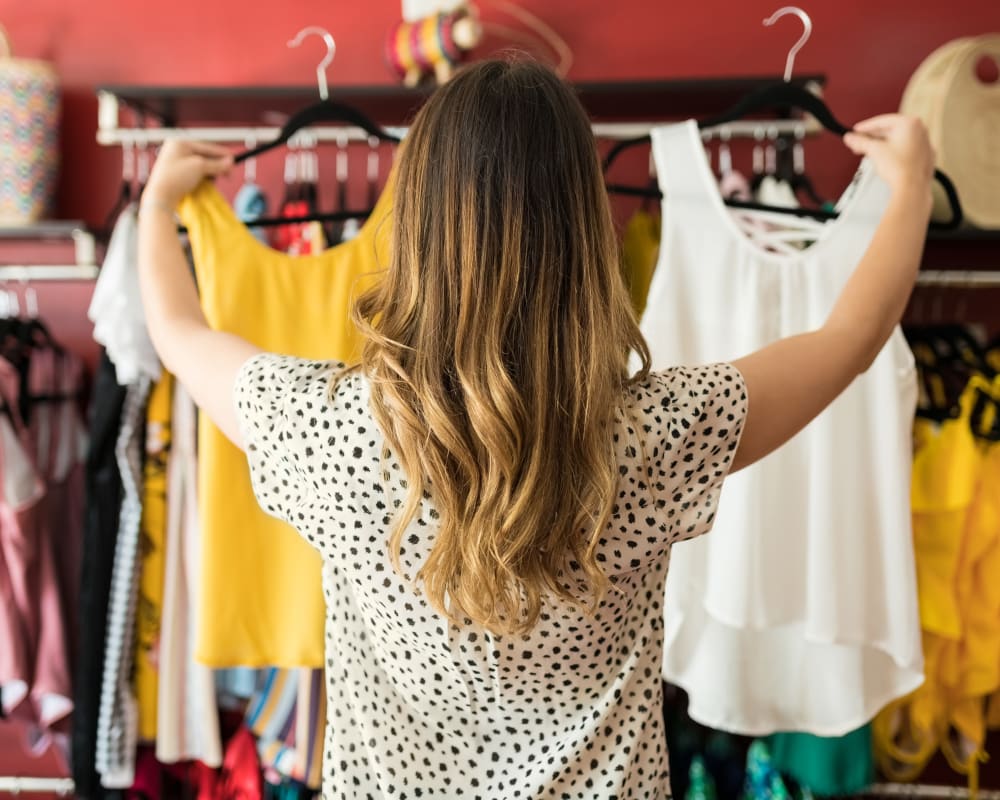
[{"xmin": 352, "ymin": 58, "xmax": 650, "ymax": 635}]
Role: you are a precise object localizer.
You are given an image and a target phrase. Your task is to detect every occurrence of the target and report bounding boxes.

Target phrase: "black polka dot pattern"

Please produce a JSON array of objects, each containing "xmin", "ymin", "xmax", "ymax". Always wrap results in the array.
[{"xmin": 234, "ymin": 353, "xmax": 748, "ymax": 799}]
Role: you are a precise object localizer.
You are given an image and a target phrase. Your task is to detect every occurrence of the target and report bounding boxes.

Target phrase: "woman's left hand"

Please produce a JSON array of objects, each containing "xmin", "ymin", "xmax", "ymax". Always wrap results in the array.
[{"xmin": 144, "ymin": 140, "xmax": 234, "ymax": 210}]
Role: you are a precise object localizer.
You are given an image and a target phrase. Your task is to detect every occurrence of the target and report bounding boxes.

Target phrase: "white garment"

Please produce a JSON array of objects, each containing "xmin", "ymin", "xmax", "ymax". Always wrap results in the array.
[
  {"xmin": 156, "ymin": 385, "xmax": 222, "ymax": 767},
  {"xmin": 88, "ymin": 205, "xmax": 161, "ymax": 386},
  {"xmin": 643, "ymin": 120, "xmax": 923, "ymax": 736}
]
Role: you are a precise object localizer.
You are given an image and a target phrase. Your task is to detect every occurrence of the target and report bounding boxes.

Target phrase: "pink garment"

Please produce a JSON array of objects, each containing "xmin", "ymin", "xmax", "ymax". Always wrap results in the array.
[
  {"xmin": 0, "ymin": 348, "xmax": 86, "ymax": 738},
  {"xmin": 719, "ymin": 169, "xmax": 752, "ymax": 202},
  {"xmin": 28, "ymin": 348, "xmax": 86, "ymax": 731},
  {"xmin": 0, "ymin": 358, "xmax": 44, "ymax": 718}
]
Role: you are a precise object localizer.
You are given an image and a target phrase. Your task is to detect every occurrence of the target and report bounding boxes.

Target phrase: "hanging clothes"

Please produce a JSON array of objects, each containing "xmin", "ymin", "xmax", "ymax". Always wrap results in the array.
[
  {"xmin": 72, "ymin": 351, "xmax": 128, "ymax": 799},
  {"xmin": 135, "ymin": 372, "xmax": 172, "ymax": 742},
  {"xmin": 763, "ymin": 726, "xmax": 874, "ymax": 797},
  {"xmin": 0, "ymin": 337, "xmax": 86, "ymax": 751},
  {"xmin": 620, "ymin": 208, "xmax": 660, "ymax": 318},
  {"xmin": 177, "ymin": 178, "xmax": 392, "ymax": 668},
  {"xmin": 642, "ymin": 120, "xmax": 922, "ymax": 736},
  {"xmin": 155, "ymin": 383, "xmax": 222, "ymax": 767},
  {"xmin": 88, "ymin": 205, "xmax": 161, "ymax": 386},
  {"xmin": 95, "ymin": 376, "xmax": 151, "ymax": 789},
  {"xmin": 0, "ymin": 358, "xmax": 45, "ymax": 720},
  {"xmin": 874, "ymin": 372, "xmax": 1000, "ymax": 788}
]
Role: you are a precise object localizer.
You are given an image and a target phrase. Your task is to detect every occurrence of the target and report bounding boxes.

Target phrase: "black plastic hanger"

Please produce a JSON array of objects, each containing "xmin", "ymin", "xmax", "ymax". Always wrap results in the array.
[
  {"xmin": 234, "ymin": 101, "xmax": 400, "ymax": 164},
  {"xmin": 603, "ymin": 5, "xmax": 963, "ymax": 230},
  {"xmin": 603, "ymin": 83, "xmax": 964, "ymax": 230}
]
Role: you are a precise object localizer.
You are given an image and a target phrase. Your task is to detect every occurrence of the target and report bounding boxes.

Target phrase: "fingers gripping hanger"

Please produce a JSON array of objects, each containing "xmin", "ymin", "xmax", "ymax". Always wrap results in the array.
[
  {"xmin": 603, "ymin": 6, "xmax": 964, "ymax": 230},
  {"xmin": 234, "ymin": 26, "xmax": 400, "ymax": 165}
]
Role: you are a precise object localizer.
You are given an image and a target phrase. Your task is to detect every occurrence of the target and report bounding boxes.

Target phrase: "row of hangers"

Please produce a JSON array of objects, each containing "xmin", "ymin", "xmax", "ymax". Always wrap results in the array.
[
  {"xmin": 108, "ymin": 11, "xmax": 964, "ymax": 234},
  {"xmin": 908, "ymin": 324, "xmax": 1000, "ymax": 438},
  {"xmin": 602, "ymin": 7, "xmax": 963, "ymax": 231}
]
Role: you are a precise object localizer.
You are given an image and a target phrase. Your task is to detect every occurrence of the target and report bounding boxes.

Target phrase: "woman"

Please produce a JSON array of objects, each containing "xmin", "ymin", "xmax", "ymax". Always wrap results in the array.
[{"xmin": 138, "ymin": 59, "xmax": 933, "ymax": 799}]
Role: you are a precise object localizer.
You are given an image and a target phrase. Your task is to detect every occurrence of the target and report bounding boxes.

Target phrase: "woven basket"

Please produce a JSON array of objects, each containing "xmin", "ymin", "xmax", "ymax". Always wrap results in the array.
[
  {"xmin": 0, "ymin": 25, "xmax": 60, "ymax": 225},
  {"xmin": 901, "ymin": 35, "xmax": 1000, "ymax": 228}
]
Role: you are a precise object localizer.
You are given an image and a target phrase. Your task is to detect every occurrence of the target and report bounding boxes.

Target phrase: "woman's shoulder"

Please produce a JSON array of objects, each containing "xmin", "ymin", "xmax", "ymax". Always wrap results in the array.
[{"xmin": 626, "ymin": 362, "xmax": 745, "ymax": 413}]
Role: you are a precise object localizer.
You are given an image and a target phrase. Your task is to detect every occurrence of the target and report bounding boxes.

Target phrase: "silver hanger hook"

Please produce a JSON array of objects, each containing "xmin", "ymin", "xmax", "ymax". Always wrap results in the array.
[
  {"xmin": 288, "ymin": 26, "xmax": 336, "ymax": 101},
  {"xmin": 763, "ymin": 6, "xmax": 813, "ymax": 82}
]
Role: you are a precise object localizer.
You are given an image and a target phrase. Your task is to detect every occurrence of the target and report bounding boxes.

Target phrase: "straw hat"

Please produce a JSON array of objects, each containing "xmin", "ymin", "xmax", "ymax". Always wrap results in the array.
[{"xmin": 901, "ymin": 35, "xmax": 1000, "ymax": 228}]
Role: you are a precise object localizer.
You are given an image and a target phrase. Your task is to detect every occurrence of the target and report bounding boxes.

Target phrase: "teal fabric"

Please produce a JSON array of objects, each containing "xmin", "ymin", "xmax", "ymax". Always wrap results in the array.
[
  {"xmin": 765, "ymin": 725, "xmax": 873, "ymax": 797},
  {"xmin": 743, "ymin": 740, "xmax": 812, "ymax": 800},
  {"xmin": 685, "ymin": 756, "xmax": 718, "ymax": 800}
]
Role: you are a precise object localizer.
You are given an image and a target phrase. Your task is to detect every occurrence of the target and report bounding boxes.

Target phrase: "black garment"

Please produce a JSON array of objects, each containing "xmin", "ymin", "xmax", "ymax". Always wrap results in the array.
[{"xmin": 72, "ymin": 352, "xmax": 128, "ymax": 800}]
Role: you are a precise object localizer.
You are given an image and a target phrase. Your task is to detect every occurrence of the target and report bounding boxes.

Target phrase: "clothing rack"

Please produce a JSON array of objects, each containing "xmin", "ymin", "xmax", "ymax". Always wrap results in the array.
[
  {"xmin": 867, "ymin": 783, "xmax": 1000, "ymax": 800},
  {"xmin": 0, "ymin": 776, "xmax": 75, "ymax": 796},
  {"xmin": 0, "ymin": 265, "xmax": 99, "ymax": 281},
  {"xmin": 916, "ymin": 270, "xmax": 1000, "ymax": 289},
  {"xmin": 97, "ymin": 117, "xmax": 821, "ymax": 148}
]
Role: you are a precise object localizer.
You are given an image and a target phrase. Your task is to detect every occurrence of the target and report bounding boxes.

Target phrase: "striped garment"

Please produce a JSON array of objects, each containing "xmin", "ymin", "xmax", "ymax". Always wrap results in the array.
[
  {"xmin": 95, "ymin": 377, "xmax": 150, "ymax": 788},
  {"xmin": 246, "ymin": 668, "xmax": 325, "ymax": 789}
]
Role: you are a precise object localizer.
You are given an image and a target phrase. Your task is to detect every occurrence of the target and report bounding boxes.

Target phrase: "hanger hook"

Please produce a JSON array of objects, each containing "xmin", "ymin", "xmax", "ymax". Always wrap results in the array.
[
  {"xmin": 763, "ymin": 6, "xmax": 813, "ymax": 82},
  {"xmin": 288, "ymin": 26, "xmax": 336, "ymax": 101}
]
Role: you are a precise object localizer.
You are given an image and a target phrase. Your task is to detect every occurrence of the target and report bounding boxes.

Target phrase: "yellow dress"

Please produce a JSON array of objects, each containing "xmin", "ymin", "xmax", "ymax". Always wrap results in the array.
[
  {"xmin": 178, "ymin": 182, "xmax": 392, "ymax": 667},
  {"xmin": 135, "ymin": 372, "xmax": 172, "ymax": 740},
  {"xmin": 620, "ymin": 210, "xmax": 660, "ymax": 318}
]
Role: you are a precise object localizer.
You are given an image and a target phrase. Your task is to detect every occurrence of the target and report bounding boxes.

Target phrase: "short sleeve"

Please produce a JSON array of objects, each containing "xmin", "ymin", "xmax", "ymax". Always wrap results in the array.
[
  {"xmin": 630, "ymin": 363, "xmax": 748, "ymax": 545},
  {"xmin": 233, "ymin": 352, "xmax": 343, "ymax": 527}
]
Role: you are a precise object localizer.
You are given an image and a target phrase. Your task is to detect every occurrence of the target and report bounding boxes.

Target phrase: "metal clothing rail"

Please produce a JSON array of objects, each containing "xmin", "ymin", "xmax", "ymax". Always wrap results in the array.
[
  {"xmin": 866, "ymin": 783, "xmax": 1000, "ymax": 800},
  {"xmin": 0, "ymin": 264, "xmax": 100, "ymax": 281},
  {"xmin": 97, "ymin": 117, "xmax": 821, "ymax": 148},
  {"xmin": 916, "ymin": 270, "xmax": 1000, "ymax": 289},
  {"xmin": 0, "ymin": 776, "xmax": 75, "ymax": 796}
]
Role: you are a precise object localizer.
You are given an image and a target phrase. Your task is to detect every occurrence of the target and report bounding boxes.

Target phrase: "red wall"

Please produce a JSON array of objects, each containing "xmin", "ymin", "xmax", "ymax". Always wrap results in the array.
[{"xmin": 1, "ymin": 0, "xmax": 998, "ymax": 227}]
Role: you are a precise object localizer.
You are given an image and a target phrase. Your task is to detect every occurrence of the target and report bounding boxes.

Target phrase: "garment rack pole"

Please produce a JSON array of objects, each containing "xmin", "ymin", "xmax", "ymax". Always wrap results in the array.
[
  {"xmin": 916, "ymin": 270, "xmax": 1000, "ymax": 288},
  {"xmin": 0, "ymin": 776, "xmax": 75, "ymax": 796},
  {"xmin": 0, "ymin": 265, "xmax": 100, "ymax": 281},
  {"xmin": 867, "ymin": 783, "xmax": 1000, "ymax": 800},
  {"xmin": 97, "ymin": 119, "xmax": 821, "ymax": 148}
]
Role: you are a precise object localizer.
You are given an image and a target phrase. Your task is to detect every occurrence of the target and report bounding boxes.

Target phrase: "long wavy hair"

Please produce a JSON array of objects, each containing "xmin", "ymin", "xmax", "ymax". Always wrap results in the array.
[{"xmin": 351, "ymin": 57, "xmax": 651, "ymax": 635}]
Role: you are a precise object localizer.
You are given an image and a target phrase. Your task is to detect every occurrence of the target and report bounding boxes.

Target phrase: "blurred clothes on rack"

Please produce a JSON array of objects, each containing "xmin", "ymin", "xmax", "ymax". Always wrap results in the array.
[
  {"xmin": 246, "ymin": 669, "xmax": 324, "ymax": 791},
  {"xmin": 763, "ymin": 725, "xmax": 874, "ymax": 797},
  {"xmin": 73, "ymin": 352, "xmax": 128, "ymax": 798},
  {"xmin": 643, "ymin": 120, "xmax": 922, "ymax": 736},
  {"xmin": 135, "ymin": 373, "xmax": 172, "ymax": 742},
  {"xmin": 620, "ymin": 209, "xmax": 659, "ymax": 318},
  {"xmin": 155, "ymin": 383, "xmax": 222, "ymax": 767},
  {"xmin": 234, "ymin": 183, "xmax": 271, "ymax": 247},
  {"xmin": 95, "ymin": 376, "xmax": 151, "ymax": 789},
  {"xmin": 88, "ymin": 206, "xmax": 161, "ymax": 386},
  {"xmin": 875, "ymin": 336, "xmax": 1000, "ymax": 791},
  {"xmin": 177, "ymin": 177, "xmax": 393, "ymax": 668},
  {"xmin": 0, "ymin": 326, "xmax": 87, "ymax": 757}
]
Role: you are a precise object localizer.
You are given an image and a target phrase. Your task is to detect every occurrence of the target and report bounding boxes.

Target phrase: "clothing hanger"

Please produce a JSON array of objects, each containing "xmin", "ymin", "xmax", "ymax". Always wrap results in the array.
[
  {"xmin": 604, "ymin": 7, "xmax": 964, "ymax": 230},
  {"xmin": 233, "ymin": 27, "xmax": 400, "ymax": 165},
  {"xmin": 101, "ymin": 141, "xmax": 135, "ymax": 235},
  {"xmin": 220, "ymin": 28, "xmax": 386, "ymax": 230},
  {"xmin": 777, "ymin": 126, "xmax": 827, "ymax": 207}
]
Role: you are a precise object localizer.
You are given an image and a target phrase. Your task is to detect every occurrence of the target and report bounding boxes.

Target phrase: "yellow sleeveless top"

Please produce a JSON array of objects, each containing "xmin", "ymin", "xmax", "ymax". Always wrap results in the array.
[{"xmin": 178, "ymin": 181, "xmax": 392, "ymax": 667}]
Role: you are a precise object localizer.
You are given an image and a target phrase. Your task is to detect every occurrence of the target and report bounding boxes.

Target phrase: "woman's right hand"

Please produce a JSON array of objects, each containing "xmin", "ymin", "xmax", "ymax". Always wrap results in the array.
[
  {"xmin": 144, "ymin": 140, "xmax": 234, "ymax": 211},
  {"xmin": 843, "ymin": 114, "xmax": 935, "ymax": 200}
]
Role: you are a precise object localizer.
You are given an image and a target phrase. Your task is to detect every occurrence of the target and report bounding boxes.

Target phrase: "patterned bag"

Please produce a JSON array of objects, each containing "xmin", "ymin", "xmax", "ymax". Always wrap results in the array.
[{"xmin": 0, "ymin": 25, "xmax": 59, "ymax": 224}]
